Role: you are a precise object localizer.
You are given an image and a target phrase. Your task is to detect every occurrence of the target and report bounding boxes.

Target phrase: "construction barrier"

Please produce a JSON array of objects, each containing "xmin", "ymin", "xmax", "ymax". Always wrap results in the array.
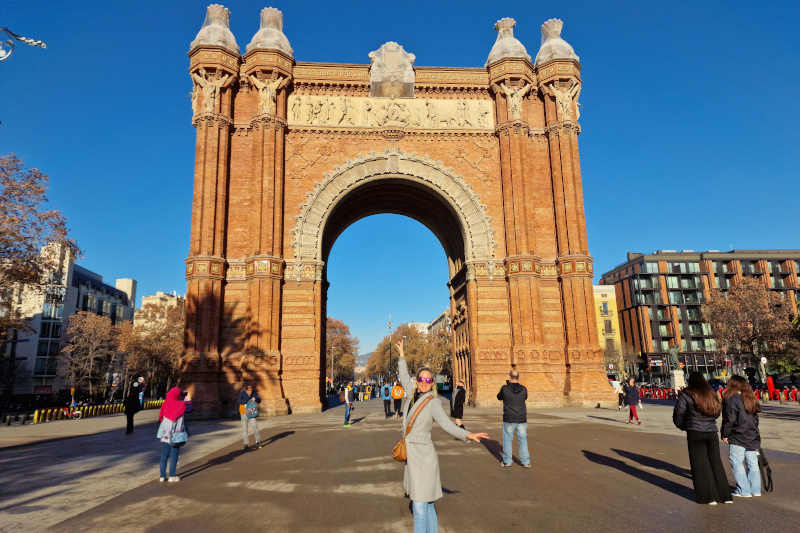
[{"xmin": 32, "ymin": 400, "xmax": 164, "ymax": 424}]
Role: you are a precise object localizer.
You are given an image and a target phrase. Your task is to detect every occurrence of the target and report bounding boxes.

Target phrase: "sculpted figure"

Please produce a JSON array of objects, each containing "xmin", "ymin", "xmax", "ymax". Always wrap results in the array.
[
  {"xmin": 668, "ymin": 342, "xmax": 682, "ymax": 371},
  {"xmin": 311, "ymin": 99, "xmax": 322, "ymax": 124},
  {"xmin": 477, "ymin": 106, "xmax": 490, "ymax": 128},
  {"xmin": 192, "ymin": 68, "xmax": 229, "ymax": 113},
  {"xmin": 303, "ymin": 97, "xmax": 314, "ymax": 123},
  {"xmin": 250, "ymin": 75, "xmax": 284, "ymax": 115},
  {"xmin": 425, "ymin": 100, "xmax": 437, "ymax": 127},
  {"xmin": 191, "ymin": 84, "xmax": 199, "ymax": 115},
  {"xmin": 456, "ymin": 100, "xmax": 473, "ymax": 127},
  {"xmin": 291, "ymin": 95, "xmax": 302, "ymax": 122},
  {"xmin": 319, "ymin": 95, "xmax": 332, "ymax": 123},
  {"xmin": 550, "ymin": 80, "xmax": 581, "ymax": 121},
  {"xmin": 362, "ymin": 99, "xmax": 373, "ymax": 127},
  {"xmin": 500, "ymin": 82, "xmax": 530, "ymax": 120}
]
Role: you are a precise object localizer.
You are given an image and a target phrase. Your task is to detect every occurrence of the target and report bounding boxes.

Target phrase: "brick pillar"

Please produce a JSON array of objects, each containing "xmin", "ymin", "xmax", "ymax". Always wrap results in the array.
[
  {"xmin": 241, "ymin": 50, "xmax": 294, "ymax": 416},
  {"xmin": 484, "ymin": 59, "xmax": 561, "ymax": 403},
  {"xmin": 538, "ymin": 59, "xmax": 610, "ymax": 403},
  {"xmin": 182, "ymin": 47, "xmax": 239, "ymax": 417}
]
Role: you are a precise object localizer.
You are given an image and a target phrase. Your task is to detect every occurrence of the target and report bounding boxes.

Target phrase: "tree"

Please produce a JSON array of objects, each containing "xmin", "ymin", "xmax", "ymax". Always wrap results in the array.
[
  {"xmin": 325, "ymin": 317, "xmax": 358, "ymax": 381},
  {"xmin": 117, "ymin": 303, "xmax": 184, "ymax": 396},
  {"xmin": 0, "ymin": 153, "xmax": 79, "ymax": 339},
  {"xmin": 366, "ymin": 323, "xmax": 452, "ymax": 379},
  {"xmin": 59, "ymin": 312, "xmax": 117, "ymax": 398},
  {"xmin": 702, "ymin": 278, "xmax": 794, "ymax": 373}
]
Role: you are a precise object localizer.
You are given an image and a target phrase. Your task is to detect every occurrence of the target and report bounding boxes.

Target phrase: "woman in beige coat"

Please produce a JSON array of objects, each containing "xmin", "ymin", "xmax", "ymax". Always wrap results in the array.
[{"xmin": 396, "ymin": 340, "xmax": 488, "ymax": 533}]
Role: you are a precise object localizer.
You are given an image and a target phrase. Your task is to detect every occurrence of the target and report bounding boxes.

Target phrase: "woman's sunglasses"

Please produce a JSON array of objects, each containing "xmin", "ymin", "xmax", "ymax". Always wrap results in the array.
[{"xmin": 416, "ymin": 377, "xmax": 434, "ymax": 383}]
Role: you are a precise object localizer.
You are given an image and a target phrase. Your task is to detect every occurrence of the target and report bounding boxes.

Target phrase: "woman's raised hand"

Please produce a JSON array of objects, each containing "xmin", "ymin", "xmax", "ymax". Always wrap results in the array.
[
  {"xmin": 466, "ymin": 432, "xmax": 489, "ymax": 443},
  {"xmin": 395, "ymin": 339, "xmax": 404, "ymax": 357}
]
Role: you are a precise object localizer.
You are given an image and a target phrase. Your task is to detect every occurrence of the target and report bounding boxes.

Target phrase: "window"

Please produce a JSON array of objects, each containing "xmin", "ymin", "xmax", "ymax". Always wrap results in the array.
[
  {"xmin": 604, "ymin": 320, "xmax": 613, "ymax": 333},
  {"xmin": 689, "ymin": 323, "xmax": 702, "ymax": 336},
  {"xmin": 643, "ymin": 262, "xmax": 660, "ymax": 274},
  {"xmin": 702, "ymin": 323, "xmax": 712, "ymax": 335},
  {"xmin": 688, "ymin": 262, "xmax": 700, "ymax": 273},
  {"xmin": 691, "ymin": 339, "xmax": 705, "ymax": 351},
  {"xmin": 83, "ymin": 294, "xmax": 97, "ymax": 313},
  {"xmin": 667, "ymin": 276, "xmax": 679, "ymax": 289},
  {"xmin": 39, "ymin": 322, "xmax": 61, "ymax": 338},
  {"xmin": 687, "ymin": 307, "xmax": 701, "ymax": 320},
  {"xmin": 661, "ymin": 340, "xmax": 671, "ymax": 351},
  {"xmin": 659, "ymin": 324, "xmax": 669, "ymax": 336},
  {"xmin": 101, "ymin": 300, "xmax": 111, "ymax": 316},
  {"xmin": 680, "ymin": 277, "xmax": 697, "ymax": 289},
  {"xmin": 669, "ymin": 291, "xmax": 683, "ymax": 304},
  {"xmin": 706, "ymin": 338, "xmax": 717, "ymax": 351},
  {"xmin": 34, "ymin": 357, "xmax": 57, "ymax": 376}
]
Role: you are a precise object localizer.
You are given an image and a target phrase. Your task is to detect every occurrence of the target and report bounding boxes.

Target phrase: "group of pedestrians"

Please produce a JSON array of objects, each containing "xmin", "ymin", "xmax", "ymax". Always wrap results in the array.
[{"xmin": 673, "ymin": 372, "xmax": 763, "ymax": 504}]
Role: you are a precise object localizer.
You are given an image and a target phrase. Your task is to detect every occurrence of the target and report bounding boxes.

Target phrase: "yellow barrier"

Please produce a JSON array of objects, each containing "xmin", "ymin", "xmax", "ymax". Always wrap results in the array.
[{"xmin": 32, "ymin": 399, "xmax": 164, "ymax": 423}]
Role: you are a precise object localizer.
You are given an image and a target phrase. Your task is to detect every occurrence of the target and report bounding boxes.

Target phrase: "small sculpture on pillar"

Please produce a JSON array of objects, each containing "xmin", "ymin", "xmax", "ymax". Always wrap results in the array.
[
  {"xmin": 192, "ymin": 68, "xmax": 230, "ymax": 114},
  {"xmin": 250, "ymin": 74, "xmax": 285, "ymax": 115},
  {"xmin": 549, "ymin": 80, "xmax": 581, "ymax": 121},
  {"xmin": 500, "ymin": 82, "xmax": 530, "ymax": 121},
  {"xmin": 668, "ymin": 342, "xmax": 686, "ymax": 389}
]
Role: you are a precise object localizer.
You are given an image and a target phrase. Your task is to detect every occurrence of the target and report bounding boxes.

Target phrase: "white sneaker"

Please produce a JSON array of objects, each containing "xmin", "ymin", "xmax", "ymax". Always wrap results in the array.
[
  {"xmin": 168, "ymin": 476, "xmax": 180, "ymax": 482},
  {"xmin": 707, "ymin": 502, "xmax": 717, "ymax": 505},
  {"xmin": 159, "ymin": 477, "xmax": 165, "ymax": 482}
]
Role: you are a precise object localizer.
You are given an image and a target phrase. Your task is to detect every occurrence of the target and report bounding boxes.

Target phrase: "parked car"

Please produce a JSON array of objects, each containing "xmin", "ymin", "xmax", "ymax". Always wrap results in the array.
[{"xmin": 707, "ymin": 378, "xmax": 726, "ymax": 392}]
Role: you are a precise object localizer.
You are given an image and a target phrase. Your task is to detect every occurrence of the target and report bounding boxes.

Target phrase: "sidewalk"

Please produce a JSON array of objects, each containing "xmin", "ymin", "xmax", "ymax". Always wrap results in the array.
[{"xmin": 1, "ymin": 398, "xmax": 797, "ymax": 533}]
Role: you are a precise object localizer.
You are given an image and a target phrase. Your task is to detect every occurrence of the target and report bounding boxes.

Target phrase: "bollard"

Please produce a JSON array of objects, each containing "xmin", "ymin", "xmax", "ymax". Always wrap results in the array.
[
  {"xmin": 4, "ymin": 415, "xmax": 11, "ymax": 426},
  {"xmin": 779, "ymin": 390, "xmax": 785, "ymax": 404},
  {"xmin": 20, "ymin": 414, "xmax": 27, "ymax": 424}
]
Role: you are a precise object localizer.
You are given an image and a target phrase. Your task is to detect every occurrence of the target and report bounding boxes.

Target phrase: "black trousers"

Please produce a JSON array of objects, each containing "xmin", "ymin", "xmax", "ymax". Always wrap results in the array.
[
  {"xmin": 125, "ymin": 412, "xmax": 135, "ymax": 434},
  {"xmin": 686, "ymin": 430, "xmax": 732, "ymax": 504},
  {"xmin": 384, "ymin": 399, "xmax": 392, "ymax": 417}
]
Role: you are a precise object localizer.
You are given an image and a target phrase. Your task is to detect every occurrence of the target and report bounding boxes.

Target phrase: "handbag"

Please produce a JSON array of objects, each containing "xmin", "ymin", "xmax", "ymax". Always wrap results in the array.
[
  {"xmin": 169, "ymin": 417, "xmax": 189, "ymax": 446},
  {"xmin": 393, "ymin": 396, "xmax": 433, "ymax": 462},
  {"xmin": 757, "ymin": 448, "xmax": 773, "ymax": 492},
  {"xmin": 245, "ymin": 398, "xmax": 259, "ymax": 418}
]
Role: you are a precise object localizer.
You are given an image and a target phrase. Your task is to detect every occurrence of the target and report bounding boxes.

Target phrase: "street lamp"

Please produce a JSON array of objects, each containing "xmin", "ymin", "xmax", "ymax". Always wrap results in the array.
[
  {"xmin": 0, "ymin": 28, "xmax": 47, "ymax": 62},
  {"xmin": 387, "ymin": 316, "xmax": 393, "ymax": 382}
]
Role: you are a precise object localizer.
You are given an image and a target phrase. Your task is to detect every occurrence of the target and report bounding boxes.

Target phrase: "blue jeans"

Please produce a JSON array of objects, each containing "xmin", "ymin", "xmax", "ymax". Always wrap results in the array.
[
  {"xmin": 729, "ymin": 444, "xmax": 761, "ymax": 496},
  {"xmin": 412, "ymin": 501, "xmax": 437, "ymax": 533},
  {"xmin": 344, "ymin": 403, "xmax": 351, "ymax": 425},
  {"xmin": 502, "ymin": 422, "xmax": 530, "ymax": 466},
  {"xmin": 160, "ymin": 442, "xmax": 180, "ymax": 478}
]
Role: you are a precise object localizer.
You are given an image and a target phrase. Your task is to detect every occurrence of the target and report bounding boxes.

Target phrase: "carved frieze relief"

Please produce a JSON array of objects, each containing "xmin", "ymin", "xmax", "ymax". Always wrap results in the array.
[{"xmin": 286, "ymin": 94, "xmax": 494, "ymax": 130}]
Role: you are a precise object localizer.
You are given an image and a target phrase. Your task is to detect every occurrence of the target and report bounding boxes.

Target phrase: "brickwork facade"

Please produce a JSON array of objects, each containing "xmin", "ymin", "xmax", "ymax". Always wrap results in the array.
[{"xmin": 181, "ymin": 8, "xmax": 613, "ymax": 417}]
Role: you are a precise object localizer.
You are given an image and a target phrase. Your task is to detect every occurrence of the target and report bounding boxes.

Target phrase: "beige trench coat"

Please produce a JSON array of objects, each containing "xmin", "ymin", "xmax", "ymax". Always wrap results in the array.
[{"xmin": 398, "ymin": 357, "xmax": 469, "ymax": 502}]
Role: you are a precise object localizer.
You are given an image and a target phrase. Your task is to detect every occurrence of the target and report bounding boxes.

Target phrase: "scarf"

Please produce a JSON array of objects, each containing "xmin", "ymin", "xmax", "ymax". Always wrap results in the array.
[{"xmin": 159, "ymin": 387, "xmax": 187, "ymax": 422}]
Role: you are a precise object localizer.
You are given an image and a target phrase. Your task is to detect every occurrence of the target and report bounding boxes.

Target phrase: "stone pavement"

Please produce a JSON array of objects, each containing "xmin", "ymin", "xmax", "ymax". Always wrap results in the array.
[{"xmin": 0, "ymin": 397, "xmax": 798, "ymax": 533}]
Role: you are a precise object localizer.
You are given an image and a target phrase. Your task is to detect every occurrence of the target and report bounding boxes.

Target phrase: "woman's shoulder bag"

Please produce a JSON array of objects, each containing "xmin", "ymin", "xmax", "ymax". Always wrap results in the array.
[{"xmin": 392, "ymin": 396, "xmax": 434, "ymax": 462}]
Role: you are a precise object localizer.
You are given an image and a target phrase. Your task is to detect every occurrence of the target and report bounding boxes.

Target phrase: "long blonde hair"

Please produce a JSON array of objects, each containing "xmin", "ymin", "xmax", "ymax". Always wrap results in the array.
[{"xmin": 413, "ymin": 366, "xmax": 438, "ymax": 397}]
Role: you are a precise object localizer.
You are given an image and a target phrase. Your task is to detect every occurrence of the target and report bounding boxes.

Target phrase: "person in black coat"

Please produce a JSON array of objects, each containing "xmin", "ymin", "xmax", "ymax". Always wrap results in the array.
[
  {"xmin": 673, "ymin": 372, "xmax": 732, "ymax": 505},
  {"xmin": 123, "ymin": 382, "xmax": 141, "ymax": 435},
  {"xmin": 721, "ymin": 375, "xmax": 762, "ymax": 497},
  {"xmin": 497, "ymin": 369, "xmax": 530, "ymax": 467},
  {"xmin": 623, "ymin": 377, "xmax": 641, "ymax": 424},
  {"xmin": 450, "ymin": 380, "xmax": 467, "ymax": 430}
]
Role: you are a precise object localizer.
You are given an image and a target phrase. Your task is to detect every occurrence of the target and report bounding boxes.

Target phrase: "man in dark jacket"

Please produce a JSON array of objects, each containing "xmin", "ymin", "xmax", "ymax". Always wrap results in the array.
[
  {"xmin": 123, "ymin": 382, "xmax": 141, "ymax": 434},
  {"xmin": 450, "ymin": 380, "xmax": 467, "ymax": 430},
  {"xmin": 344, "ymin": 381, "xmax": 355, "ymax": 427},
  {"xmin": 497, "ymin": 369, "xmax": 530, "ymax": 468}
]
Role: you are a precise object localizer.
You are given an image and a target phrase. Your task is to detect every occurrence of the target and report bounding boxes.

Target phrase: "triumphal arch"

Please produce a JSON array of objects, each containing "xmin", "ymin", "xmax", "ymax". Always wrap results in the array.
[{"xmin": 181, "ymin": 5, "xmax": 612, "ymax": 417}]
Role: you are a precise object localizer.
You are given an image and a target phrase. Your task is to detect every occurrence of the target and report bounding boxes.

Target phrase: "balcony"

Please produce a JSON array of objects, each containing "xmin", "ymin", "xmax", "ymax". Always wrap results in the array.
[
  {"xmin": 603, "ymin": 328, "xmax": 615, "ymax": 335},
  {"xmin": 599, "ymin": 309, "xmax": 612, "ymax": 317}
]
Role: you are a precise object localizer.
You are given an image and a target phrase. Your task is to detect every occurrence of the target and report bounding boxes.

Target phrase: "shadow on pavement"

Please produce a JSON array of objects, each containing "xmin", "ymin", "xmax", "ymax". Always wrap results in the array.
[
  {"xmin": 180, "ymin": 449, "xmax": 241, "ymax": 479},
  {"xmin": 611, "ymin": 448, "xmax": 692, "ymax": 480},
  {"xmin": 261, "ymin": 430, "xmax": 294, "ymax": 446},
  {"xmin": 479, "ymin": 438, "xmax": 503, "ymax": 461},
  {"xmin": 586, "ymin": 415, "xmax": 624, "ymax": 423},
  {"xmin": 582, "ymin": 450, "xmax": 696, "ymax": 502}
]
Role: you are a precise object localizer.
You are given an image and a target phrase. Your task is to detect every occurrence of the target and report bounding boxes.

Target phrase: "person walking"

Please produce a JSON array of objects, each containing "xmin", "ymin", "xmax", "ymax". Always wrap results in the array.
[
  {"xmin": 673, "ymin": 372, "xmax": 732, "ymax": 505},
  {"xmin": 237, "ymin": 384, "xmax": 262, "ymax": 450},
  {"xmin": 393, "ymin": 380, "xmax": 403, "ymax": 419},
  {"xmin": 497, "ymin": 369, "xmax": 530, "ymax": 467},
  {"xmin": 123, "ymin": 381, "xmax": 141, "ymax": 434},
  {"xmin": 612, "ymin": 379, "xmax": 625, "ymax": 410},
  {"xmin": 381, "ymin": 381, "xmax": 393, "ymax": 418},
  {"xmin": 344, "ymin": 381, "xmax": 355, "ymax": 427},
  {"xmin": 450, "ymin": 380, "xmax": 466, "ymax": 430},
  {"xmin": 623, "ymin": 377, "xmax": 642, "ymax": 424},
  {"xmin": 721, "ymin": 375, "xmax": 762, "ymax": 498},
  {"xmin": 157, "ymin": 388, "xmax": 193, "ymax": 482},
  {"xmin": 396, "ymin": 340, "xmax": 488, "ymax": 533}
]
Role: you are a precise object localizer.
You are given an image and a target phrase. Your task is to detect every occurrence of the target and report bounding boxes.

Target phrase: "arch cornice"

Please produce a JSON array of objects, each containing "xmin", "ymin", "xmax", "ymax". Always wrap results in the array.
[{"xmin": 290, "ymin": 147, "xmax": 498, "ymax": 264}]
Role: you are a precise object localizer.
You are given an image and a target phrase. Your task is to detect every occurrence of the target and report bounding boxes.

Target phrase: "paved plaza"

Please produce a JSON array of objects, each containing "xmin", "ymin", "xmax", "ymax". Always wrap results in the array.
[{"xmin": 1, "ymin": 397, "xmax": 798, "ymax": 533}]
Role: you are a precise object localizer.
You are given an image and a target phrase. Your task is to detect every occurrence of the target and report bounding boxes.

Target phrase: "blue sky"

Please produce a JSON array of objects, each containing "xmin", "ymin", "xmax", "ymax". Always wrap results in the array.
[{"xmin": 2, "ymin": 0, "xmax": 798, "ymax": 354}]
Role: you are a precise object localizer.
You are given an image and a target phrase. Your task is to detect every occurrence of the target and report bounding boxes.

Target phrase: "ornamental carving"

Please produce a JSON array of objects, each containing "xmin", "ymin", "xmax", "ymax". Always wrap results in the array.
[
  {"xmin": 286, "ymin": 95, "xmax": 494, "ymax": 130},
  {"xmin": 290, "ymin": 148, "xmax": 498, "ymax": 264}
]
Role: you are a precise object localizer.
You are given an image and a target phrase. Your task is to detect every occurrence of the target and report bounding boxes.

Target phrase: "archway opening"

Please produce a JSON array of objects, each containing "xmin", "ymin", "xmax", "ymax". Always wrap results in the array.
[{"xmin": 319, "ymin": 176, "xmax": 471, "ymax": 405}]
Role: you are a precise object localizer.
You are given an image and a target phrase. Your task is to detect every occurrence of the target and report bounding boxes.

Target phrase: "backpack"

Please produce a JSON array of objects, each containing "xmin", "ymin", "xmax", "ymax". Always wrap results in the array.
[{"xmin": 339, "ymin": 390, "xmax": 346, "ymax": 402}]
